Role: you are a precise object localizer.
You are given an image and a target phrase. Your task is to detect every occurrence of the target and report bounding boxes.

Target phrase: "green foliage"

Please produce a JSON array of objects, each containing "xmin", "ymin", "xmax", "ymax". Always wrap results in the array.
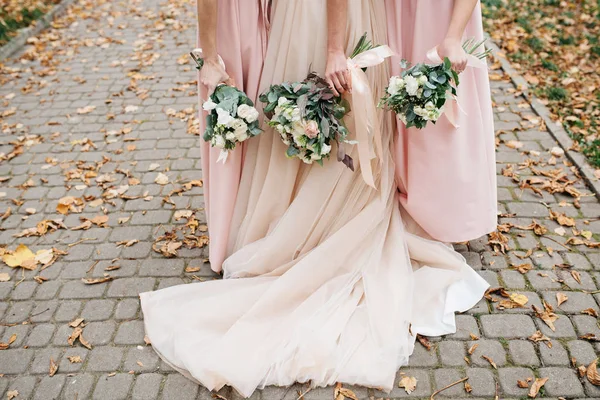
[
  {"xmin": 525, "ymin": 37, "xmax": 545, "ymax": 52},
  {"xmin": 541, "ymin": 59, "xmax": 559, "ymax": 71},
  {"xmin": 546, "ymin": 86, "xmax": 568, "ymax": 101},
  {"xmin": 0, "ymin": 4, "xmax": 47, "ymax": 45}
]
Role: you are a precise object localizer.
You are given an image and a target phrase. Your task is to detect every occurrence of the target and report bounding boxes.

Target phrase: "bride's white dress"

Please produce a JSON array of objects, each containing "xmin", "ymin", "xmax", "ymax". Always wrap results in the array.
[{"xmin": 140, "ymin": 0, "xmax": 489, "ymax": 397}]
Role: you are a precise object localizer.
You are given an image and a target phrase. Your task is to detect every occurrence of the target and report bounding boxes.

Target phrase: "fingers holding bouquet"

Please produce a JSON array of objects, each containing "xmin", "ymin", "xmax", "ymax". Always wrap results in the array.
[
  {"xmin": 325, "ymin": 50, "xmax": 352, "ymax": 97},
  {"xmin": 437, "ymin": 38, "xmax": 467, "ymax": 74}
]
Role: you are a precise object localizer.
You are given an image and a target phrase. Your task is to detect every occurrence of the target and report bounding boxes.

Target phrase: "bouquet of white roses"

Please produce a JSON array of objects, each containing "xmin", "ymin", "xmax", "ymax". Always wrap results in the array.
[
  {"xmin": 191, "ymin": 49, "xmax": 262, "ymax": 163},
  {"xmin": 259, "ymin": 73, "xmax": 351, "ymax": 167},
  {"xmin": 202, "ymin": 85, "xmax": 262, "ymax": 163},
  {"xmin": 380, "ymin": 38, "xmax": 490, "ymax": 129}
]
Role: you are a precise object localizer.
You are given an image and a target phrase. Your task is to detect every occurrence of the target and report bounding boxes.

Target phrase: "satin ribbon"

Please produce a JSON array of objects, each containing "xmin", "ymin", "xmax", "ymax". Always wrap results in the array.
[
  {"xmin": 217, "ymin": 149, "xmax": 229, "ymax": 164},
  {"xmin": 346, "ymin": 45, "xmax": 394, "ymax": 188},
  {"xmin": 425, "ymin": 47, "xmax": 486, "ymax": 128}
]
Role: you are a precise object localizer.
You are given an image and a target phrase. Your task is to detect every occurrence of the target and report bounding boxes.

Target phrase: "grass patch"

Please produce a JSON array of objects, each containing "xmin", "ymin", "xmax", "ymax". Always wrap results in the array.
[{"xmin": 0, "ymin": 1, "xmax": 60, "ymax": 46}]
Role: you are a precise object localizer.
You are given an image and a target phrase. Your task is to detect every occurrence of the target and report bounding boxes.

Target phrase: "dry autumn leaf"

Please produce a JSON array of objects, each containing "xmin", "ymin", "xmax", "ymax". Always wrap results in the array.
[
  {"xmin": 528, "ymin": 377, "xmax": 548, "ymax": 398},
  {"xmin": 556, "ymin": 292, "xmax": 568, "ymax": 307},
  {"xmin": 7, "ymin": 390, "xmax": 18, "ymax": 400},
  {"xmin": 155, "ymin": 172, "xmax": 169, "ymax": 185},
  {"xmin": 517, "ymin": 380, "xmax": 529, "ymax": 388},
  {"xmin": 68, "ymin": 355, "xmax": 83, "ymax": 363},
  {"xmin": 49, "ymin": 358, "xmax": 58, "ymax": 377},
  {"xmin": 82, "ymin": 276, "xmax": 113, "ymax": 285},
  {"xmin": 0, "ymin": 273, "xmax": 10, "ymax": 282},
  {"xmin": 398, "ymin": 376, "xmax": 417, "ymax": 394},
  {"xmin": 587, "ymin": 359, "xmax": 600, "ymax": 386},
  {"xmin": 581, "ymin": 308, "xmax": 598, "ymax": 317},
  {"xmin": 2, "ymin": 244, "xmax": 37, "ymax": 270}
]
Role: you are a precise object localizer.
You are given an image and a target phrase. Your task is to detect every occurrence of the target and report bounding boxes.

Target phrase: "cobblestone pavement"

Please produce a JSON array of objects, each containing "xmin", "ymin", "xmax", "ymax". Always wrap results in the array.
[{"xmin": 1, "ymin": 0, "xmax": 599, "ymax": 399}]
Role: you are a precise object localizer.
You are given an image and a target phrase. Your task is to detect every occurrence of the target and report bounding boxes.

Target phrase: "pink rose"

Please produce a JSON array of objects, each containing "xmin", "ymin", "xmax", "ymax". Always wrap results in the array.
[{"xmin": 305, "ymin": 120, "xmax": 319, "ymax": 139}]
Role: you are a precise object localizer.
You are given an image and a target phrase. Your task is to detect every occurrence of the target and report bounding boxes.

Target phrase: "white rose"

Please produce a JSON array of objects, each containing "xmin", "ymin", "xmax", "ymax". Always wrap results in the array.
[
  {"xmin": 418, "ymin": 75, "xmax": 428, "ymax": 85},
  {"xmin": 225, "ymin": 131, "xmax": 236, "ymax": 141},
  {"xmin": 275, "ymin": 124, "xmax": 284, "ymax": 134},
  {"xmin": 278, "ymin": 97, "xmax": 290, "ymax": 107},
  {"xmin": 321, "ymin": 143, "xmax": 332, "ymax": 155},
  {"xmin": 404, "ymin": 75, "xmax": 419, "ymax": 97},
  {"xmin": 216, "ymin": 108, "xmax": 234, "ymax": 127},
  {"xmin": 291, "ymin": 107, "xmax": 301, "ymax": 122},
  {"xmin": 310, "ymin": 152, "xmax": 321, "ymax": 161},
  {"xmin": 387, "ymin": 76, "xmax": 405, "ymax": 96},
  {"xmin": 231, "ymin": 119, "xmax": 248, "ymax": 140},
  {"xmin": 413, "ymin": 106, "xmax": 429, "ymax": 119},
  {"xmin": 237, "ymin": 104, "xmax": 259, "ymax": 123},
  {"xmin": 203, "ymin": 99, "xmax": 217, "ymax": 111},
  {"xmin": 291, "ymin": 121, "xmax": 305, "ymax": 138},
  {"xmin": 214, "ymin": 135, "xmax": 226, "ymax": 149},
  {"xmin": 427, "ymin": 110, "xmax": 440, "ymax": 121},
  {"xmin": 424, "ymin": 101, "xmax": 435, "ymax": 111}
]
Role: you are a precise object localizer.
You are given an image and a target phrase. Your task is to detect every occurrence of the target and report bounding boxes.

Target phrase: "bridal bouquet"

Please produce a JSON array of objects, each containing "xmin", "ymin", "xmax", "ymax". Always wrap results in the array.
[
  {"xmin": 380, "ymin": 38, "xmax": 490, "ymax": 129},
  {"xmin": 191, "ymin": 49, "xmax": 262, "ymax": 163},
  {"xmin": 259, "ymin": 74, "xmax": 352, "ymax": 167},
  {"xmin": 259, "ymin": 34, "xmax": 389, "ymax": 170}
]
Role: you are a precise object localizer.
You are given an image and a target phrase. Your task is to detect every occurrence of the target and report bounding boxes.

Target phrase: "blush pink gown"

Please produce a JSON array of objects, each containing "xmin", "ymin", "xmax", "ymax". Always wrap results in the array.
[
  {"xmin": 198, "ymin": 0, "xmax": 269, "ymax": 272},
  {"xmin": 385, "ymin": 0, "xmax": 497, "ymax": 243}
]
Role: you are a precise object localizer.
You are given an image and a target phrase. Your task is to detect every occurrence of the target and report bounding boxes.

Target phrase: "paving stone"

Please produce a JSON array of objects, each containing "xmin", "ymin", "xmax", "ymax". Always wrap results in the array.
[
  {"xmin": 465, "ymin": 368, "xmax": 496, "ymax": 397},
  {"xmin": 465, "ymin": 298, "xmax": 490, "ymax": 315},
  {"xmin": 566, "ymin": 340, "xmax": 597, "ymax": 366},
  {"xmin": 480, "ymin": 314, "xmax": 536, "ymax": 338},
  {"xmin": 492, "ymin": 291, "xmax": 542, "ymax": 314},
  {"xmin": 84, "ymin": 320, "xmax": 117, "ymax": 346},
  {"xmin": 446, "ymin": 315, "xmax": 480, "ymax": 340},
  {"xmin": 5, "ymin": 376, "xmax": 37, "ymax": 400},
  {"xmin": 115, "ymin": 298, "xmax": 140, "ymax": 320},
  {"xmin": 498, "ymin": 367, "xmax": 535, "ymax": 397},
  {"xmin": 572, "ymin": 315, "xmax": 600, "ymax": 337},
  {"xmin": 139, "ymin": 258, "xmax": 185, "ymax": 277},
  {"xmin": 562, "ymin": 252, "xmax": 593, "ymax": 270},
  {"xmin": 542, "ymin": 291, "xmax": 598, "ymax": 314},
  {"xmin": 407, "ymin": 342, "xmax": 438, "ymax": 367},
  {"xmin": 26, "ymin": 323, "xmax": 55, "ymax": 347},
  {"xmin": 468, "ymin": 339, "xmax": 506, "ymax": 367},
  {"xmin": 30, "ymin": 347, "xmax": 62, "ymax": 374},
  {"xmin": 132, "ymin": 373, "xmax": 163, "ymax": 400},
  {"xmin": 81, "ymin": 299, "xmax": 116, "ymax": 321},
  {"xmin": 538, "ymin": 367, "xmax": 584, "ymax": 397},
  {"xmin": 33, "ymin": 375, "xmax": 65, "ymax": 400},
  {"xmin": 527, "ymin": 270, "xmax": 562, "ymax": 290},
  {"xmin": 539, "ymin": 340, "xmax": 570, "ymax": 366},
  {"xmin": 107, "ymin": 277, "xmax": 155, "ymax": 297},
  {"xmin": 60, "ymin": 279, "xmax": 107, "ymax": 299},
  {"xmin": 536, "ymin": 314, "xmax": 577, "ymax": 338},
  {"xmin": 87, "ymin": 346, "xmax": 125, "ymax": 372},
  {"xmin": 4, "ymin": 300, "xmax": 34, "ymax": 323},
  {"xmin": 481, "ymin": 252, "xmax": 508, "ymax": 270},
  {"xmin": 62, "ymin": 374, "xmax": 96, "ymax": 400},
  {"xmin": 162, "ymin": 373, "xmax": 199, "ymax": 399},
  {"xmin": 439, "ymin": 341, "xmax": 467, "ymax": 366},
  {"xmin": 35, "ymin": 280, "xmax": 62, "ymax": 300},
  {"xmin": 0, "ymin": 348, "xmax": 34, "ymax": 374},
  {"xmin": 432, "ymin": 369, "xmax": 464, "ymax": 397},
  {"xmin": 114, "ymin": 320, "xmax": 145, "ymax": 345},
  {"xmin": 124, "ymin": 346, "xmax": 159, "ymax": 372},
  {"xmin": 93, "ymin": 373, "xmax": 134, "ymax": 400},
  {"xmin": 10, "ymin": 281, "xmax": 38, "ymax": 300},
  {"xmin": 59, "ymin": 347, "xmax": 89, "ymax": 373},
  {"xmin": 54, "ymin": 300, "xmax": 83, "ymax": 322},
  {"xmin": 499, "ymin": 270, "xmax": 526, "ymax": 289},
  {"xmin": 506, "ymin": 202, "xmax": 548, "ymax": 218},
  {"xmin": 508, "ymin": 340, "xmax": 540, "ymax": 366},
  {"xmin": 478, "ymin": 270, "xmax": 499, "ymax": 287},
  {"xmin": 2, "ymin": 324, "xmax": 30, "ymax": 347}
]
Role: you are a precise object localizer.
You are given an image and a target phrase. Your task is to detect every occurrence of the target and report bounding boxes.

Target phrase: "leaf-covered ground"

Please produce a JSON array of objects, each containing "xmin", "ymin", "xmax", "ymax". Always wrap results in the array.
[
  {"xmin": 0, "ymin": 0, "xmax": 61, "ymax": 46},
  {"xmin": 483, "ymin": 0, "xmax": 600, "ymax": 168}
]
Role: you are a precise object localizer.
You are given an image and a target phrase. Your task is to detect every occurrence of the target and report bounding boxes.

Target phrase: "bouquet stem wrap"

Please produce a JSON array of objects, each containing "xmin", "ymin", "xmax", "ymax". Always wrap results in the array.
[
  {"xmin": 425, "ymin": 48, "xmax": 486, "ymax": 128},
  {"xmin": 347, "ymin": 45, "xmax": 394, "ymax": 189}
]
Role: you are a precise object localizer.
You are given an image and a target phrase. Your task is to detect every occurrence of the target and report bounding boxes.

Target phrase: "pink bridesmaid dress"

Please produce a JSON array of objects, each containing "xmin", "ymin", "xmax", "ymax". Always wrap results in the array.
[
  {"xmin": 198, "ymin": 0, "xmax": 269, "ymax": 272},
  {"xmin": 385, "ymin": 0, "xmax": 498, "ymax": 243}
]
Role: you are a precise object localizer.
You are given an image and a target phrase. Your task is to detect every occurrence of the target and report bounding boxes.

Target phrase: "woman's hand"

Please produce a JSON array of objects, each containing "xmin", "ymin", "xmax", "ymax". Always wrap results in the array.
[
  {"xmin": 200, "ymin": 58, "xmax": 232, "ymax": 95},
  {"xmin": 325, "ymin": 50, "xmax": 352, "ymax": 97},
  {"xmin": 437, "ymin": 38, "xmax": 467, "ymax": 74}
]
